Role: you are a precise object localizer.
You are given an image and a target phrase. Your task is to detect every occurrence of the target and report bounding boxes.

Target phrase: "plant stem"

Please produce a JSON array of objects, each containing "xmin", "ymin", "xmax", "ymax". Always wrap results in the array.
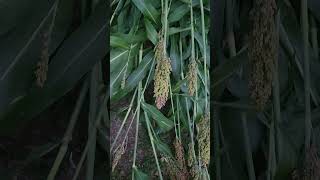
[
  {"xmin": 301, "ymin": 0, "xmax": 312, "ymax": 150},
  {"xmin": 86, "ymin": 63, "xmax": 100, "ymax": 180},
  {"xmin": 241, "ymin": 112, "xmax": 256, "ymax": 180},
  {"xmin": 213, "ymin": 109, "xmax": 221, "ymax": 180},
  {"xmin": 143, "ymin": 111, "xmax": 163, "ymax": 180},
  {"xmin": 311, "ymin": 16, "xmax": 319, "ymax": 59},
  {"xmin": 132, "ymin": 44, "xmax": 143, "ymax": 168},
  {"xmin": 279, "ymin": 24, "xmax": 319, "ymax": 106},
  {"xmin": 110, "ymin": 0, "xmax": 124, "ymax": 24},
  {"xmin": 190, "ymin": 0, "xmax": 195, "ymax": 60},
  {"xmin": 199, "ymin": 0, "xmax": 208, "ymax": 112},
  {"xmin": 169, "ymin": 83, "xmax": 178, "ymax": 139},
  {"xmin": 163, "ymin": 0, "xmax": 169, "ymax": 53},
  {"xmin": 268, "ymin": 11, "xmax": 280, "ymax": 180},
  {"xmin": 110, "ymin": 89, "xmax": 137, "ymax": 150},
  {"xmin": 47, "ymin": 81, "xmax": 88, "ymax": 180},
  {"xmin": 72, "ymin": 91, "xmax": 109, "ymax": 180}
]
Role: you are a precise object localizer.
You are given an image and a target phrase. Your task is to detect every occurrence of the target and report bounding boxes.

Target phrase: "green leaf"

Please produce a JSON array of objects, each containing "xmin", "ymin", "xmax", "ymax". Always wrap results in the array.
[
  {"xmin": 168, "ymin": 3, "xmax": 189, "ymax": 23},
  {"xmin": 133, "ymin": 167, "xmax": 149, "ymax": 180},
  {"xmin": 132, "ymin": 0, "xmax": 160, "ymax": 24},
  {"xmin": 155, "ymin": 139, "xmax": 173, "ymax": 157},
  {"xmin": 110, "ymin": 45, "xmax": 140, "ymax": 96},
  {"xmin": 0, "ymin": 0, "xmax": 55, "ymax": 111},
  {"xmin": 0, "ymin": 0, "xmax": 42, "ymax": 35},
  {"xmin": 0, "ymin": 2, "xmax": 107, "ymax": 135},
  {"xmin": 126, "ymin": 51, "xmax": 154, "ymax": 90},
  {"xmin": 213, "ymin": 49, "xmax": 247, "ymax": 89},
  {"xmin": 308, "ymin": 0, "xmax": 320, "ymax": 22},
  {"xmin": 25, "ymin": 142, "xmax": 60, "ymax": 164},
  {"xmin": 169, "ymin": 35, "xmax": 181, "ymax": 79},
  {"xmin": 110, "ymin": 35, "xmax": 130, "ymax": 49},
  {"xmin": 142, "ymin": 102, "xmax": 174, "ymax": 132},
  {"xmin": 194, "ymin": 32, "xmax": 210, "ymax": 65},
  {"xmin": 168, "ymin": 27, "xmax": 191, "ymax": 36},
  {"xmin": 111, "ymin": 51, "xmax": 154, "ymax": 101},
  {"xmin": 144, "ymin": 18, "xmax": 158, "ymax": 45},
  {"xmin": 172, "ymin": 77, "xmax": 188, "ymax": 93}
]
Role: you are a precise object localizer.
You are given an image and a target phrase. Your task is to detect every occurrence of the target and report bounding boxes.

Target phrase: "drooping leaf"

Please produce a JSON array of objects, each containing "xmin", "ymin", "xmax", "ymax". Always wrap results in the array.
[
  {"xmin": 142, "ymin": 102, "xmax": 174, "ymax": 132},
  {"xmin": 168, "ymin": 3, "xmax": 189, "ymax": 23},
  {"xmin": 132, "ymin": 0, "xmax": 160, "ymax": 24},
  {"xmin": 0, "ymin": 1, "xmax": 107, "ymax": 134},
  {"xmin": 144, "ymin": 18, "xmax": 158, "ymax": 45},
  {"xmin": 133, "ymin": 167, "xmax": 149, "ymax": 180}
]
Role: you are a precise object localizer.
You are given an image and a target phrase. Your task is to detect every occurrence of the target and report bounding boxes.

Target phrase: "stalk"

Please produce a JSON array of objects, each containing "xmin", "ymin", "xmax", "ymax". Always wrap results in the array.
[
  {"xmin": 163, "ymin": 0, "xmax": 169, "ymax": 51},
  {"xmin": 86, "ymin": 63, "xmax": 100, "ymax": 180},
  {"xmin": 72, "ymin": 92, "xmax": 109, "ymax": 180},
  {"xmin": 47, "ymin": 81, "xmax": 88, "ymax": 180},
  {"xmin": 144, "ymin": 111, "xmax": 163, "ymax": 180},
  {"xmin": 241, "ymin": 112, "xmax": 256, "ymax": 180},
  {"xmin": 213, "ymin": 109, "xmax": 221, "ymax": 180},
  {"xmin": 268, "ymin": 11, "xmax": 281, "ymax": 180},
  {"xmin": 301, "ymin": 0, "xmax": 312, "ymax": 150},
  {"xmin": 132, "ymin": 44, "xmax": 143, "ymax": 170},
  {"xmin": 110, "ymin": 89, "xmax": 138, "ymax": 150},
  {"xmin": 311, "ymin": 16, "xmax": 319, "ymax": 59}
]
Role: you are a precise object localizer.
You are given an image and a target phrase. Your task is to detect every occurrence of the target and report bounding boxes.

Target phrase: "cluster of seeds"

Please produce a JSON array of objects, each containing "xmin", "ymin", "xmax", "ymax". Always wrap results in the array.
[
  {"xmin": 248, "ymin": 0, "xmax": 277, "ymax": 110},
  {"xmin": 292, "ymin": 144, "xmax": 320, "ymax": 180},
  {"xmin": 187, "ymin": 59, "xmax": 198, "ymax": 96},
  {"xmin": 35, "ymin": 32, "xmax": 50, "ymax": 87},
  {"xmin": 196, "ymin": 113, "xmax": 210, "ymax": 166},
  {"xmin": 112, "ymin": 138, "xmax": 127, "ymax": 172},
  {"xmin": 154, "ymin": 38, "xmax": 172, "ymax": 109},
  {"xmin": 187, "ymin": 143, "xmax": 201, "ymax": 180},
  {"xmin": 174, "ymin": 138, "xmax": 189, "ymax": 179}
]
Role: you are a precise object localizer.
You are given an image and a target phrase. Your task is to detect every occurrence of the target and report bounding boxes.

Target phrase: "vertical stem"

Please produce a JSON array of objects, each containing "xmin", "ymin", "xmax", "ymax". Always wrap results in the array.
[
  {"xmin": 190, "ymin": 0, "xmax": 195, "ymax": 60},
  {"xmin": 301, "ymin": 0, "xmax": 312, "ymax": 150},
  {"xmin": 268, "ymin": 11, "xmax": 281, "ymax": 180},
  {"xmin": 189, "ymin": 0, "xmax": 198, "ymax": 165},
  {"xmin": 311, "ymin": 16, "xmax": 319, "ymax": 59},
  {"xmin": 267, "ymin": 119, "xmax": 275, "ymax": 180},
  {"xmin": 143, "ymin": 111, "xmax": 163, "ymax": 180},
  {"xmin": 226, "ymin": 0, "xmax": 236, "ymax": 57},
  {"xmin": 72, "ymin": 94, "xmax": 108, "ymax": 180},
  {"xmin": 86, "ymin": 63, "xmax": 100, "ymax": 180},
  {"xmin": 213, "ymin": 109, "xmax": 221, "ymax": 180},
  {"xmin": 132, "ymin": 44, "xmax": 143, "ymax": 168},
  {"xmin": 199, "ymin": 0, "xmax": 208, "ymax": 112},
  {"xmin": 47, "ymin": 81, "xmax": 88, "ymax": 180},
  {"xmin": 163, "ymin": 0, "xmax": 169, "ymax": 53},
  {"xmin": 241, "ymin": 112, "xmax": 256, "ymax": 180},
  {"xmin": 81, "ymin": 0, "xmax": 86, "ymax": 21}
]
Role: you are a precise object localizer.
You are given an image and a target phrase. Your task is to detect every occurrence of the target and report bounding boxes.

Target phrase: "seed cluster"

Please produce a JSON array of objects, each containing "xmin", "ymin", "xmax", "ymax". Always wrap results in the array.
[
  {"xmin": 187, "ymin": 143, "xmax": 200, "ymax": 179},
  {"xmin": 112, "ymin": 139, "xmax": 127, "ymax": 172},
  {"xmin": 248, "ymin": 0, "xmax": 277, "ymax": 111},
  {"xmin": 174, "ymin": 138, "xmax": 188, "ymax": 179},
  {"xmin": 292, "ymin": 144, "xmax": 320, "ymax": 180},
  {"xmin": 197, "ymin": 113, "xmax": 210, "ymax": 166},
  {"xmin": 160, "ymin": 138, "xmax": 189, "ymax": 180},
  {"xmin": 187, "ymin": 59, "xmax": 197, "ymax": 96},
  {"xmin": 154, "ymin": 38, "xmax": 172, "ymax": 109},
  {"xmin": 35, "ymin": 32, "xmax": 49, "ymax": 87}
]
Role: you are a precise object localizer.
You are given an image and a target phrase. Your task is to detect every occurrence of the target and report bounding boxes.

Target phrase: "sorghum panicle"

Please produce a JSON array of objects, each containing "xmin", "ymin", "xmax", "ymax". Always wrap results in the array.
[
  {"xmin": 35, "ymin": 32, "xmax": 49, "ymax": 87},
  {"xmin": 248, "ymin": 0, "xmax": 277, "ymax": 111},
  {"xmin": 196, "ymin": 113, "xmax": 210, "ymax": 166},
  {"xmin": 111, "ymin": 141, "xmax": 126, "ymax": 172},
  {"xmin": 154, "ymin": 38, "xmax": 172, "ymax": 109},
  {"xmin": 174, "ymin": 138, "xmax": 188, "ymax": 179},
  {"xmin": 187, "ymin": 59, "xmax": 197, "ymax": 96}
]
